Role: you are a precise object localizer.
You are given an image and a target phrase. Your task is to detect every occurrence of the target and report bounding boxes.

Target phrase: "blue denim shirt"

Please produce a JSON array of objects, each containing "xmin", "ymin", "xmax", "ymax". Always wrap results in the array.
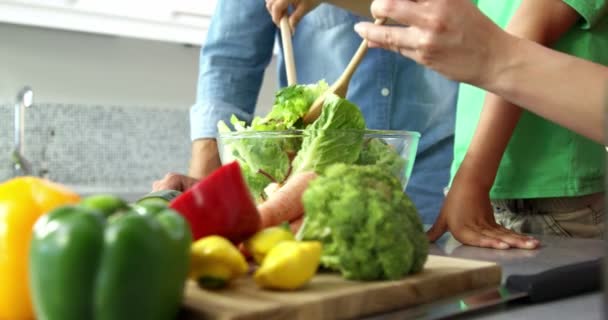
[{"xmin": 191, "ymin": 1, "xmax": 457, "ymax": 224}]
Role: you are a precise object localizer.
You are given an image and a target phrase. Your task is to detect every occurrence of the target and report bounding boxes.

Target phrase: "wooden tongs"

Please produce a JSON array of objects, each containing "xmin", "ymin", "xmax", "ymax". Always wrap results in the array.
[{"xmin": 302, "ymin": 18, "xmax": 386, "ymax": 124}]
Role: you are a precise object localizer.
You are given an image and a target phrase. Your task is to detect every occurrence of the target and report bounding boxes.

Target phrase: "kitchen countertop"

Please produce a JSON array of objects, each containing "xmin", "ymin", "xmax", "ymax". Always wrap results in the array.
[{"xmin": 369, "ymin": 234, "xmax": 605, "ymax": 320}]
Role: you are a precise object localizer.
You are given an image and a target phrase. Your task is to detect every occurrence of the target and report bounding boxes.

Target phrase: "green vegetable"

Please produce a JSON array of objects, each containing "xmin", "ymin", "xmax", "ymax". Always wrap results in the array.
[
  {"xmin": 217, "ymin": 81, "xmax": 328, "ymax": 200},
  {"xmin": 79, "ymin": 194, "xmax": 130, "ymax": 217},
  {"xmin": 251, "ymin": 80, "xmax": 329, "ymax": 131},
  {"xmin": 29, "ymin": 195, "xmax": 192, "ymax": 320},
  {"xmin": 238, "ymin": 161, "xmax": 277, "ymax": 202},
  {"xmin": 136, "ymin": 190, "xmax": 183, "ymax": 207},
  {"xmin": 356, "ymin": 138, "xmax": 407, "ymax": 186},
  {"xmin": 291, "ymin": 93, "xmax": 366, "ymax": 175},
  {"xmin": 219, "ymin": 115, "xmax": 293, "ymax": 196},
  {"xmin": 297, "ymin": 164, "xmax": 428, "ymax": 280}
]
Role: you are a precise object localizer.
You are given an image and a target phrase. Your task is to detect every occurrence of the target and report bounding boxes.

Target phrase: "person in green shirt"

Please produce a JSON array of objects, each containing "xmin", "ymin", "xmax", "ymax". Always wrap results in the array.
[
  {"xmin": 438, "ymin": 0, "xmax": 606, "ymax": 249},
  {"xmin": 278, "ymin": 0, "xmax": 607, "ymax": 249},
  {"xmin": 353, "ymin": 0, "xmax": 607, "ymax": 249}
]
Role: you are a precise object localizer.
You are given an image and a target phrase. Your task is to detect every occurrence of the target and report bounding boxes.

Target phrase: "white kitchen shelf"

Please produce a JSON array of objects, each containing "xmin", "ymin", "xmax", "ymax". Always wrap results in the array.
[{"xmin": 0, "ymin": 0, "xmax": 215, "ymax": 46}]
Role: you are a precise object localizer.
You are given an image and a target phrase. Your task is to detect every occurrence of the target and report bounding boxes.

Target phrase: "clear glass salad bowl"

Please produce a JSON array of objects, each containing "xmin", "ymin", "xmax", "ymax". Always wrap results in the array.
[{"xmin": 217, "ymin": 129, "xmax": 420, "ymax": 202}]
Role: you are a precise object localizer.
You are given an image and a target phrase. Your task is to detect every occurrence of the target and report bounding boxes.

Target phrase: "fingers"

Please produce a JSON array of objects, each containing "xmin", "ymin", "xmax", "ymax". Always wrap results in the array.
[
  {"xmin": 265, "ymin": 0, "xmax": 289, "ymax": 26},
  {"xmin": 152, "ymin": 172, "xmax": 177, "ymax": 192},
  {"xmin": 289, "ymin": 4, "xmax": 308, "ymax": 31},
  {"xmin": 289, "ymin": 6, "xmax": 306, "ymax": 33},
  {"xmin": 370, "ymin": 0, "xmax": 425, "ymax": 27},
  {"xmin": 451, "ymin": 225, "xmax": 509, "ymax": 250},
  {"xmin": 151, "ymin": 173, "xmax": 197, "ymax": 192},
  {"xmin": 454, "ymin": 225, "xmax": 540, "ymax": 250},
  {"xmin": 481, "ymin": 226, "xmax": 540, "ymax": 249},
  {"xmin": 354, "ymin": 22, "xmax": 418, "ymax": 55},
  {"xmin": 426, "ymin": 214, "xmax": 448, "ymax": 242}
]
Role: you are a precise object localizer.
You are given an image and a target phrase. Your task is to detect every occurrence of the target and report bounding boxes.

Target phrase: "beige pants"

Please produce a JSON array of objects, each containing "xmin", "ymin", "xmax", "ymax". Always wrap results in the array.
[{"xmin": 492, "ymin": 193, "xmax": 605, "ymax": 239}]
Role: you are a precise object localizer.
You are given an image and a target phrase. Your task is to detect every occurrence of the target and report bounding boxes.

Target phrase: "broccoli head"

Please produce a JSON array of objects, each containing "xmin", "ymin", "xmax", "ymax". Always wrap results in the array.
[
  {"xmin": 297, "ymin": 164, "xmax": 428, "ymax": 280},
  {"xmin": 356, "ymin": 138, "xmax": 408, "ymax": 187}
]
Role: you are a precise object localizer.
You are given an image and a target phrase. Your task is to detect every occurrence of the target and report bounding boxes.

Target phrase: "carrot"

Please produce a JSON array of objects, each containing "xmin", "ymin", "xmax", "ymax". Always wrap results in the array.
[{"xmin": 257, "ymin": 171, "xmax": 317, "ymax": 228}]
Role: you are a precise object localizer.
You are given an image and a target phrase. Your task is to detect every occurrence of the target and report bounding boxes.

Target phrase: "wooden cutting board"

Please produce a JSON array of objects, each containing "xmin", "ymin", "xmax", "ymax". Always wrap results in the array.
[{"xmin": 180, "ymin": 255, "xmax": 501, "ymax": 320}]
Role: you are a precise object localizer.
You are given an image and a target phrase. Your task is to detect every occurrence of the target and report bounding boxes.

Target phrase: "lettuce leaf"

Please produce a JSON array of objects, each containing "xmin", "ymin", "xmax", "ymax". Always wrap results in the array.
[
  {"xmin": 217, "ymin": 80, "xmax": 328, "ymax": 194},
  {"xmin": 251, "ymin": 80, "xmax": 328, "ymax": 131},
  {"xmin": 218, "ymin": 116, "xmax": 294, "ymax": 199},
  {"xmin": 291, "ymin": 93, "xmax": 366, "ymax": 175}
]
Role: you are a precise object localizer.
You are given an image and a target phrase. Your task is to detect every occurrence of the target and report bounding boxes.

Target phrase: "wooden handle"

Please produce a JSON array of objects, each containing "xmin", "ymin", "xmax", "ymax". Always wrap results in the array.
[
  {"xmin": 303, "ymin": 18, "xmax": 385, "ymax": 124},
  {"xmin": 280, "ymin": 16, "xmax": 297, "ymax": 86},
  {"xmin": 333, "ymin": 18, "xmax": 386, "ymax": 97}
]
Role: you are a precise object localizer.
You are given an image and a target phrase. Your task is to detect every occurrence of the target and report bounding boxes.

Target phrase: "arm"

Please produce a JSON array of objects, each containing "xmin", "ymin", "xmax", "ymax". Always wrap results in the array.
[
  {"xmin": 153, "ymin": 1, "xmax": 276, "ymax": 191},
  {"xmin": 189, "ymin": 0, "xmax": 276, "ymax": 178},
  {"xmin": 487, "ymin": 35, "xmax": 607, "ymax": 143},
  {"xmin": 429, "ymin": 0, "xmax": 580, "ymax": 249},
  {"xmin": 354, "ymin": 0, "xmax": 608, "ymax": 143},
  {"xmin": 188, "ymin": 139, "xmax": 221, "ymax": 179}
]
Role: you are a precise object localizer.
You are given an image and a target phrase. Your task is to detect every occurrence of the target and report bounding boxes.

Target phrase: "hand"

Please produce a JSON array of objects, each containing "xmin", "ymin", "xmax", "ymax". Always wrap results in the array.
[
  {"xmin": 353, "ymin": 0, "xmax": 515, "ymax": 87},
  {"xmin": 265, "ymin": 0, "xmax": 321, "ymax": 30},
  {"xmin": 152, "ymin": 173, "xmax": 199, "ymax": 192},
  {"xmin": 427, "ymin": 171, "xmax": 540, "ymax": 250}
]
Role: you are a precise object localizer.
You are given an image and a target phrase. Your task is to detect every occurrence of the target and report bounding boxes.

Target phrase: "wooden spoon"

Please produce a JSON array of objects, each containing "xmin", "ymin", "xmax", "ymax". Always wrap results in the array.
[
  {"xmin": 303, "ymin": 18, "xmax": 386, "ymax": 124},
  {"xmin": 280, "ymin": 16, "xmax": 297, "ymax": 86}
]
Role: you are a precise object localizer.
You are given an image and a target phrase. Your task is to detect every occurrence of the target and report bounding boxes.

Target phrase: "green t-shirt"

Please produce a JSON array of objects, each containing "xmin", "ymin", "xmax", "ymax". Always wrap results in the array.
[{"xmin": 452, "ymin": 0, "xmax": 608, "ymax": 199}]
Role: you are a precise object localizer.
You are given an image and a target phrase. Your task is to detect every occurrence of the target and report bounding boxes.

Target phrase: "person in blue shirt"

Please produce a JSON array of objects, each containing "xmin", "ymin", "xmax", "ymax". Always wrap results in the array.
[{"xmin": 153, "ymin": 0, "xmax": 457, "ymax": 224}]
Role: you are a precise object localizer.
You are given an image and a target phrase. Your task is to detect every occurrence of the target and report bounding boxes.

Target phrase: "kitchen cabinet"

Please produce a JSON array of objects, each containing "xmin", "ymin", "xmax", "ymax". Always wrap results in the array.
[{"xmin": 0, "ymin": 0, "xmax": 216, "ymax": 45}]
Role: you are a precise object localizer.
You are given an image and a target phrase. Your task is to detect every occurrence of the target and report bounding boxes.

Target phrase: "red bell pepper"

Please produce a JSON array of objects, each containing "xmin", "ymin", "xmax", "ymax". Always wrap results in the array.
[{"xmin": 170, "ymin": 161, "xmax": 261, "ymax": 243}]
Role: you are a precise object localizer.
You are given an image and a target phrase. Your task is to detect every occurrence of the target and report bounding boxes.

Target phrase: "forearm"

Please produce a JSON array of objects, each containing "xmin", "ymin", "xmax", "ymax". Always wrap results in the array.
[
  {"xmin": 486, "ymin": 36, "xmax": 607, "ymax": 144},
  {"xmin": 458, "ymin": 96, "xmax": 522, "ymax": 189},
  {"xmin": 189, "ymin": 0, "xmax": 276, "ymax": 180},
  {"xmin": 477, "ymin": 0, "xmax": 604, "ymax": 143},
  {"xmin": 188, "ymin": 139, "xmax": 221, "ymax": 179}
]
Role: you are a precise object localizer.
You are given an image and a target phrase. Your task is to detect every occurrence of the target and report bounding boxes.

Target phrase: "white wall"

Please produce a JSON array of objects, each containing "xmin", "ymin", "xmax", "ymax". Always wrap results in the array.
[{"xmin": 0, "ymin": 22, "xmax": 278, "ymax": 114}]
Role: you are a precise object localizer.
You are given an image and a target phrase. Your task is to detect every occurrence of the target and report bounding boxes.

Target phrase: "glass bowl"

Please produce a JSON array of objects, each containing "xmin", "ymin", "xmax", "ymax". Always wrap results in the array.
[{"xmin": 217, "ymin": 129, "xmax": 420, "ymax": 202}]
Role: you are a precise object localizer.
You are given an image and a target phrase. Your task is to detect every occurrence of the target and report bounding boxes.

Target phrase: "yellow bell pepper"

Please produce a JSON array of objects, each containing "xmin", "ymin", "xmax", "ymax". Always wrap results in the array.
[
  {"xmin": 190, "ymin": 236, "xmax": 248, "ymax": 289},
  {"xmin": 0, "ymin": 177, "xmax": 80, "ymax": 320},
  {"xmin": 254, "ymin": 241, "xmax": 322, "ymax": 290},
  {"xmin": 244, "ymin": 224, "xmax": 294, "ymax": 264}
]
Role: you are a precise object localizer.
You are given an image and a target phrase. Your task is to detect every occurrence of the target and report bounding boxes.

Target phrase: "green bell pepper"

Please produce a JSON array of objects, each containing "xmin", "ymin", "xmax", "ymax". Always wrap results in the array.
[{"xmin": 29, "ymin": 195, "xmax": 192, "ymax": 320}]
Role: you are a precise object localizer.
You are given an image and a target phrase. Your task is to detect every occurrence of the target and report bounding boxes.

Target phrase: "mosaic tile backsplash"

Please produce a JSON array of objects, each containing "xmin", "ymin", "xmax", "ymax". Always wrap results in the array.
[{"xmin": 1, "ymin": 103, "xmax": 190, "ymax": 194}]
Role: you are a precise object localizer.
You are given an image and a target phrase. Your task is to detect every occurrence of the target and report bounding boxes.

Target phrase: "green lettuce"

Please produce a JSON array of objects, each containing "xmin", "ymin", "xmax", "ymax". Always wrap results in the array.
[
  {"xmin": 217, "ymin": 81, "xmax": 329, "ymax": 200},
  {"xmin": 251, "ymin": 80, "xmax": 328, "ymax": 131},
  {"xmin": 356, "ymin": 138, "xmax": 407, "ymax": 186},
  {"xmin": 238, "ymin": 161, "xmax": 275, "ymax": 203},
  {"xmin": 218, "ymin": 116, "xmax": 293, "ymax": 200},
  {"xmin": 291, "ymin": 93, "xmax": 366, "ymax": 175}
]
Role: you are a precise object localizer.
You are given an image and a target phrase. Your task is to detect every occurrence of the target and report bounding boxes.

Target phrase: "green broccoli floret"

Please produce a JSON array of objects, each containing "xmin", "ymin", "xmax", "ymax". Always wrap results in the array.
[
  {"xmin": 297, "ymin": 164, "xmax": 428, "ymax": 280},
  {"xmin": 356, "ymin": 138, "xmax": 408, "ymax": 186}
]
